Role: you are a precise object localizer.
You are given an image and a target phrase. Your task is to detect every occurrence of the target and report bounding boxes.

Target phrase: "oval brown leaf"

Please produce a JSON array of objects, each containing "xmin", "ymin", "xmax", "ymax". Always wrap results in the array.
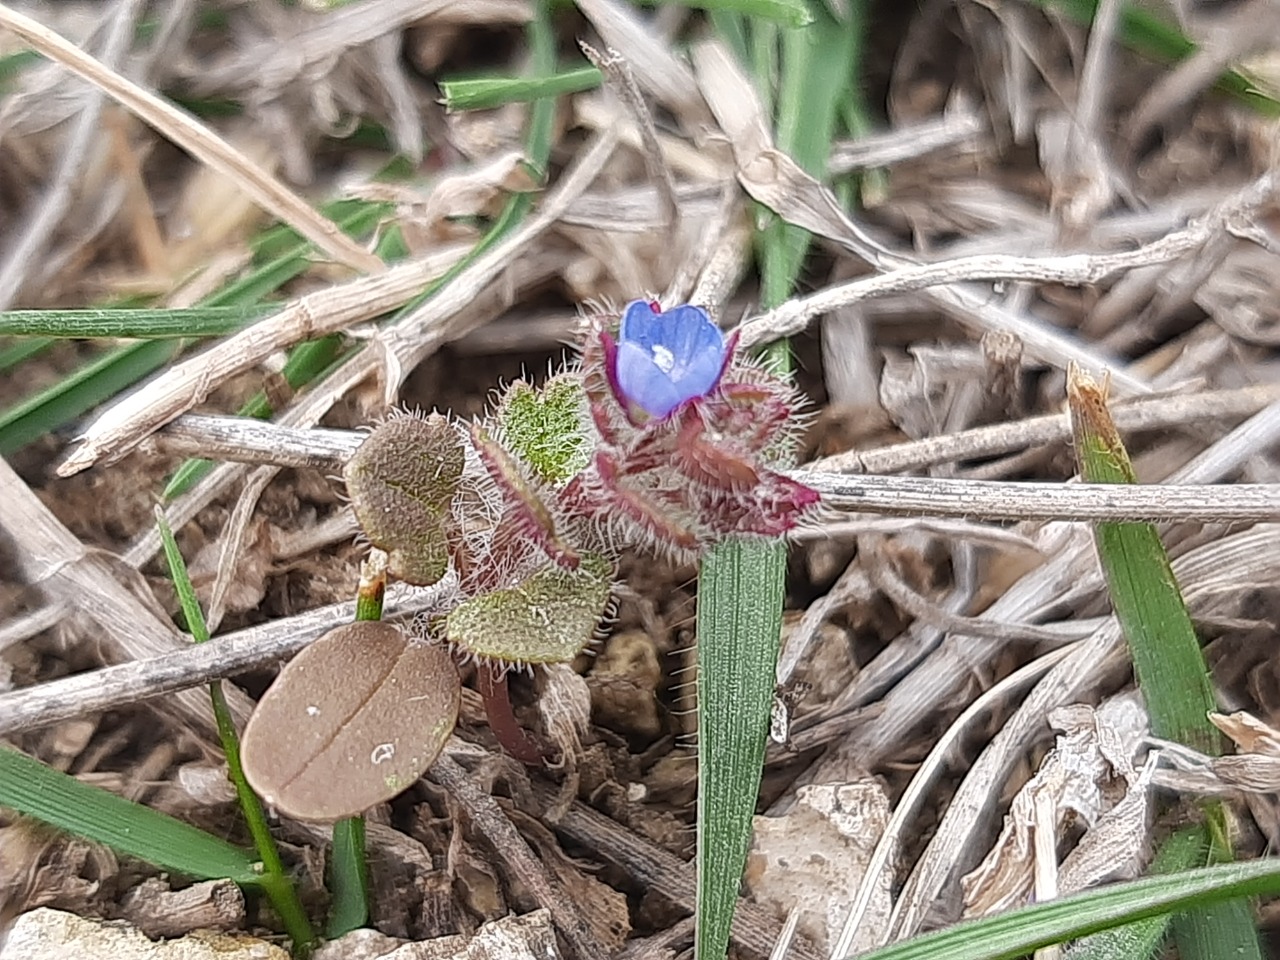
[{"xmin": 241, "ymin": 621, "xmax": 460, "ymax": 821}]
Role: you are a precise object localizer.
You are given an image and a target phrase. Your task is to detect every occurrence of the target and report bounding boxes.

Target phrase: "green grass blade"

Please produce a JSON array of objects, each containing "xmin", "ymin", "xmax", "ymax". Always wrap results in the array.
[
  {"xmin": 0, "ymin": 747, "xmax": 261, "ymax": 885},
  {"xmin": 693, "ymin": 8, "xmax": 864, "ymax": 959},
  {"xmin": 1067, "ymin": 366, "xmax": 1261, "ymax": 960},
  {"xmin": 326, "ymin": 560, "xmax": 388, "ymax": 938},
  {"xmin": 0, "ymin": 336, "xmax": 52, "ymax": 372},
  {"xmin": 442, "ymin": 66, "xmax": 602, "ymax": 111},
  {"xmin": 695, "ymin": 539, "xmax": 787, "ymax": 960},
  {"xmin": 155, "ymin": 508, "xmax": 316, "ymax": 954},
  {"xmin": 1064, "ymin": 827, "xmax": 1205, "ymax": 960},
  {"xmin": 0, "ymin": 199, "xmax": 389, "ymax": 456},
  {"xmin": 328, "ymin": 817, "xmax": 369, "ymax": 937},
  {"xmin": 0, "ymin": 340, "xmax": 181, "ymax": 454},
  {"xmin": 646, "ymin": 0, "xmax": 812, "ymax": 25},
  {"xmin": 1068, "ymin": 374, "xmax": 1216, "ymax": 751},
  {"xmin": 0, "ymin": 305, "xmax": 274, "ymax": 339},
  {"xmin": 848, "ymin": 858, "xmax": 1280, "ymax": 960}
]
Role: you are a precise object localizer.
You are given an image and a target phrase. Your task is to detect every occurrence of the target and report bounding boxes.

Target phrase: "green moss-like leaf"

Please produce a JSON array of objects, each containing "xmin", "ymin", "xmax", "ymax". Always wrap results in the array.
[
  {"xmin": 343, "ymin": 413, "xmax": 464, "ymax": 586},
  {"xmin": 445, "ymin": 552, "xmax": 612, "ymax": 664},
  {"xmin": 496, "ymin": 375, "xmax": 592, "ymax": 485}
]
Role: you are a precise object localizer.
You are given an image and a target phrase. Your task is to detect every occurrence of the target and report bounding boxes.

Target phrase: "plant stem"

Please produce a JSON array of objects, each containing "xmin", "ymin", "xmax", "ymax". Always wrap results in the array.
[{"xmin": 155, "ymin": 506, "xmax": 315, "ymax": 956}]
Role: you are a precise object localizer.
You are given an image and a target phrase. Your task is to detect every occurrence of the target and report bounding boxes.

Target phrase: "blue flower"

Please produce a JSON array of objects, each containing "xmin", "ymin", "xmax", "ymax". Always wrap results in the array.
[{"xmin": 611, "ymin": 301, "xmax": 728, "ymax": 419}]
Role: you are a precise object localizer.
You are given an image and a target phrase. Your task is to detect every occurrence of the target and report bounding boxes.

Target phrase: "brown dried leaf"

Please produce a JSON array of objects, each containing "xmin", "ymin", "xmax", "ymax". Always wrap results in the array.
[
  {"xmin": 960, "ymin": 696, "xmax": 1148, "ymax": 917},
  {"xmin": 1210, "ymin": 710, "xmax": 1280, "ymax": 756},
  {"xmin": 242, "ymin": 621, "xmax": 460, "ymax": 821}
]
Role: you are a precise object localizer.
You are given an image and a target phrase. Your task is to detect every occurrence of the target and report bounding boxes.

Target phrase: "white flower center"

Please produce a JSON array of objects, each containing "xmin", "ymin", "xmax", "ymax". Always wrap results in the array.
[{"xmin": 651, "ymin": 343, "xmax": 676, "ymax": 374}]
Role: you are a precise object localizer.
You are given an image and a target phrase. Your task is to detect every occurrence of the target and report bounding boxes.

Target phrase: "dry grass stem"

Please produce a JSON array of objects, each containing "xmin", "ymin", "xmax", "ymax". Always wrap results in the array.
[
  {"xmin": 147, "ymin": 414, "xmax": 1280, "ymax": 522},
  {"xmin": 861, "ymin": 535, "xmax": 1097, "ymax": 645},
  {"xmin": 888, "ymin": 523, "xmax": 1280, "ymax": 938},
  {"xmin": 0, "ymin": 0, "xmax": 144, "ymax": 309},
  {"xmin": 55, "ymin": 243, "xmax": 471, "ymax": 475},
  {"xmin": 581, "ymin": 41, "xmax": 680, "ymax": 229},
  {"xmin": 0, "ymin": 587, "xmax": 441, "ymax": 736},
  {"xmin": 0, "ymin": 4, "xmax": 383, "ymax": 274},
  {"xmin": 0, "ymin": 457, "xmax": 247, "ymax": 739},
  {"xmin": 430, "ymin": 755, "xmax": 610, "ymax": 960},
  {"xmin": 812, "ymin": 383, "xmax": 1280, "ymax": 475},
  {"xmin": 832, "ymin": 646, "xmax": 1075, "ymax": 957},
  {"xmin": 826, "ymin": 104, "xmax": 984, "ymax": 175},
  {"xmin": 737, "ymin": 189, "xmax": 1277, "ymax": 353}
]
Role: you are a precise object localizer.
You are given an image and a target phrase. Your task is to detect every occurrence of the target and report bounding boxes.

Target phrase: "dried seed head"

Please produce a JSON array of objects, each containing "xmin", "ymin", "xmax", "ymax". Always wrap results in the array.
[
  {"xmin": 343, "ymin": 412, "xmax": 464, "ymax": 585},
  {"xmin": 445, "ymin": 552, "xmax": 613, "ymax": 666},
  {"xmin": 241, "ymin": 621, "xmax": 460, "ymax": 821}
]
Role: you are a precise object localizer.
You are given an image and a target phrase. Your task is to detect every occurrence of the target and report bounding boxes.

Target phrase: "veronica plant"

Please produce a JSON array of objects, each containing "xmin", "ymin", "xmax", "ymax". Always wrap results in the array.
[{"xmin": 241, "ymin": 300, "xmax": 818, "ymax": 821}]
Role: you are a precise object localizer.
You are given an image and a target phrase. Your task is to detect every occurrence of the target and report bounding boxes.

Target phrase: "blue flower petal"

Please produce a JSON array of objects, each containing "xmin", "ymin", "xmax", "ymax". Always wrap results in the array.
[
  {"xmin": 615, "ymin": 301, "xmax": 727, "ymax": 418},
  {"xmin": 615, "ymin": 340, "xmax": 685, "ymax": 418}
]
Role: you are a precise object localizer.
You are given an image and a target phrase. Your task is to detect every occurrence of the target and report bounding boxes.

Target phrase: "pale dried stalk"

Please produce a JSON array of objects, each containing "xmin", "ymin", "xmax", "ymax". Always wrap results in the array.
[
  {"xmin": 430, "ymin": 755, "xmax": 610, "ymax": 960},
  {"xmin": 799, "ymin": 471, "xmax": 1280, "ymax": 522},
  {"xmin": 60, "ymin": 128, "xmax": 619, "ymax": 476},
  {"xmin": 581, "ymin": 41, "xmax": 679, "ymax": 229},
  {"xmin": 826, "ymin": 105, "xmax": 984, "ymax": 175},
  {"xmin": 152, "ymin": 414, "xmax": 1280, "ymax": 523},
  {"xmin": 0, "ymin": 587, "xmax": 441, "ymax": 736},
  {"xmin": 0, "ymin": 0, "xmax": 143, "ymax": 309},
  {"xmin": 811, "ymin": 383, "xmax": 1280, "ymax": 476},
  {"xmin": 0, "ymin": 3, "xmax": 382, "ymax": 274},
  {"xmin": 830, "ymin": 646, "xmax": 1075, "ymax": 959},
  {"xmin": 736, "ymin": 218, "xmax": 1277, "ymax": 351},
  {"xmin": 782, "ymin": 387, "xmax": 1280, "ymax": 771},
  {"xmin": 861, "ymin": 535, "xmax": 1097, "ymax": 645},
  {"xmin": 0, "ymin": 457, "xmax": 248, "ymax": 739},
  {"xmin": 887, "ymin": 523, "xmax": 1280, "ymax": 940},
  {"xmin": 56, "ymin": 243, "xmax": 469, "ymax": 476}
]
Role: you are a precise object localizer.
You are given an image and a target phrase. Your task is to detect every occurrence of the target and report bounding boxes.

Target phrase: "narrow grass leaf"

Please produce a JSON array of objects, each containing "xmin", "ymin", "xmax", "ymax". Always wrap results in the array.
[
  {"xmin": 327, "ymin": 557, "xmax": 388, "ymax": 938},
  {"xmin": 696, "ymin": 538, "xmax": 787, "ymax": 960},
  {"xmin": 154, "ymin": 508, "xmax": 316, "ymax": 953},
  {"xmin": 848, "ymin": 858, "xmax": 1280, "ymax": 960},
  {"xmin": 0, "ymin": 747, "xmax": 260, "ymax": 885},
  {"xmin": 640, "ymin": 0, "xmax": 812, "ymax": 26},
  {"xmin": 1064, "ymin": 827, "xmax": 1205, "ymax": 960},
  {"xmin": 0, "ymin": 305, "xmax": 274, "ymax": 339},
  {"xmin": 0, "ymin": 199, "xmax": 387, "ymax": 456},
  {"xmin": 328, "ymin": 817, "xmax": 369, "ymax": 937},
  {"xmin": 693, "ymin": 9, "xmax": 862, "ymax": 959},
  {"xmin": 0, "ymin": 340, "xmax": 180, "ymax": 454},
  {"xmin": 1067, "ymin": 365, "xmax": 1261, "ymax": 960},
  {"xmin": 442, "ymin": 66, "xmax": 602, "ymax": 111},
  {"xmin": 0, "ymin": 336, "xmax": 52, "ymax": 372}
]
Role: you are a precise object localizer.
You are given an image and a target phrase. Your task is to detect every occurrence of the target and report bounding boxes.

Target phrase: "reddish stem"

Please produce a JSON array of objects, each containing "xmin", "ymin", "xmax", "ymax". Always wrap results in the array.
[{"xmin": 476, "ymin": 666, "xmax": 546, "ymax": 766}]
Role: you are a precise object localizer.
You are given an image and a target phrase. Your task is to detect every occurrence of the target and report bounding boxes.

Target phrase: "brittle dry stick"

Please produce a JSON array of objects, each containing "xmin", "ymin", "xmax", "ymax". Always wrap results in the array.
[{"xmin": 149, "ymin": 414, "xmax": 1280, "ymax": 524}]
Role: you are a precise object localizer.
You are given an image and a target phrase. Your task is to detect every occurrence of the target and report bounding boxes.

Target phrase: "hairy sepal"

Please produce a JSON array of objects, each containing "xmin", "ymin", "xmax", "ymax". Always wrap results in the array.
[{"xmin": 470, "ymin": 423, "xmax": 580, "ymax": 570}]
